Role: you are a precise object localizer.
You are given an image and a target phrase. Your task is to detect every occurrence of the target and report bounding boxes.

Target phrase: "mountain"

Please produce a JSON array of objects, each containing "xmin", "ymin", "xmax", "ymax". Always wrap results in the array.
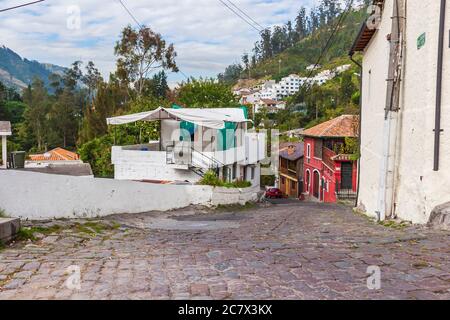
[{"xmin": 0, "ymin": 45, "xmax": 67, "ymax": 92}]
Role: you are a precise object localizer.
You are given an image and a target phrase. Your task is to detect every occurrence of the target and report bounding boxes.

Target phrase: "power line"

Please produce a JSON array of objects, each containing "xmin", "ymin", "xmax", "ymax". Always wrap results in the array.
[
  {"xmin": 225, "ymin": 0, "xmax": 265, "ymax": 30},
  {"xmin": 217, "ymin": 0, "xmax": 262, "ymax": 33},
  {"xmin": 116, "ymin": 0, "xmax": 143, "ymax": 29},
  {"xmin": 299, "ymin": 0, "xmax": 354, "ymax": 94},
  {"xmin": 0, "ymin": 0, "xmax": 45, "ymax": 13}
]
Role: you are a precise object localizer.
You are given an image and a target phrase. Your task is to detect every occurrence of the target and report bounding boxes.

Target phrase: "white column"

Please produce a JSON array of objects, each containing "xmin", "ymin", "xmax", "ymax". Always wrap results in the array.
[{"xmin": 1, "ymin": 135, "xmax": 6, "ymax": 169}]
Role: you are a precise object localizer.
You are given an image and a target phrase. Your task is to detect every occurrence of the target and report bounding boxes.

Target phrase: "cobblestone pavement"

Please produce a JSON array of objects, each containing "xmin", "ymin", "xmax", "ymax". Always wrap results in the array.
[{"xmin": 0, "ymin": 202, "xmax": 449, "ymax": 300}]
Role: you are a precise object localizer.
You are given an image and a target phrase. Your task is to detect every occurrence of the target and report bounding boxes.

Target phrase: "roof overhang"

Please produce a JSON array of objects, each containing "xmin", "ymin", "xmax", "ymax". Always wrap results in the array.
[
  {"xmin": 349, "ymin": 0, "xmax": 385, "ymax": 55},
  {"xmin": 106, "ymin": 107, "xmax": 251, "ymax": 130}
]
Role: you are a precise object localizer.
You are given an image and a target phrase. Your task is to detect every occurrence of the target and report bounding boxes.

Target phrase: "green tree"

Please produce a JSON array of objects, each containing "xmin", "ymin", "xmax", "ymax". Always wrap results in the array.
[
  {"xmin": 115, "ymin": 25, "xmax": 178, "ymax": 97},
  {"xmin": 22, "ymin": 78, "xmax": 51, "ymax": 151},
  {"xmin": 176, "ymin": 78, "xmax": 239, "ymax": 108}
]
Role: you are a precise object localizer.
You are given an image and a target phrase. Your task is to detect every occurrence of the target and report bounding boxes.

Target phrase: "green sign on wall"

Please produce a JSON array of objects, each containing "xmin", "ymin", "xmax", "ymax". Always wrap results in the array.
[{"xmin": 417, "ymin": 33, "xmax": 426, "ymax": 50}]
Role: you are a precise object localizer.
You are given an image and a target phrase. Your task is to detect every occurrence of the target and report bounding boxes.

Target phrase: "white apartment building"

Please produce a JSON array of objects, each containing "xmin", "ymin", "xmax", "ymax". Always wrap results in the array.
[{"xmin": 350, "ymin": 0, "xmax": 450, "ymax": 224}]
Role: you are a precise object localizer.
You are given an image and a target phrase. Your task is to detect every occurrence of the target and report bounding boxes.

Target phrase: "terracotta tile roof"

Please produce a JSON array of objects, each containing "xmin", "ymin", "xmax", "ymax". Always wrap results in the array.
[
  {"xmin": 29, "ymin": 148, "xmax": 80, "ymax": 161},
  {"xmin": 302, "ymin": 115, "xmax": 359, "ymax": 138},
  {"xmin": 0, "ymin": 121, "xmax": 12, "ymax": 135},
  {"xmin": 260, "ymin": 99, "xmax": 279, "ymax": 105}
]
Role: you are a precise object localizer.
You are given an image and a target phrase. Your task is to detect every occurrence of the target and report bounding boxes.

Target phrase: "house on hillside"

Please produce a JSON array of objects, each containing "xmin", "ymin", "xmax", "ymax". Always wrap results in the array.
[
  {"xmin": 254, "ymin": 99, "xmax": 286, "ymax": 114},
  {"xmin": 0, "ymin": 121, "xmax": 12, "ymax": 169},
  {"xmin": 302, "ymin": 115, "xmax": 359, "ymax": 203},
  {"xmin": 279, "ymin": 142, "xmax": 304, "ymax": 198},
  {"xmin": 29, "ymin": 147, "xmax": 80, "ymax": 162},
  {"xmin": 107, "ymin": 107, "xmax": 266, "ymax": 186},
  {"xmin": 349, "ymin": 0, "xmax": 450, "ymax": 224}
]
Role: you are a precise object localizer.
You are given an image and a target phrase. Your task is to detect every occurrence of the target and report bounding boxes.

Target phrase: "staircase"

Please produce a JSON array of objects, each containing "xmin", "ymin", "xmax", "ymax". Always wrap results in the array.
[{"xmin": 166, "ymin": 142, "xmax": 223, "ymax": 178}]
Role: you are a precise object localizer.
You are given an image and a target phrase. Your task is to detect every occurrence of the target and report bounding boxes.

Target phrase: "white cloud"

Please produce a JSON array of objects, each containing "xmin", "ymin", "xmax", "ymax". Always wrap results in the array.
[{"xmin": 0, "ymin": 0, "xmax": 320, "ymax": 85}]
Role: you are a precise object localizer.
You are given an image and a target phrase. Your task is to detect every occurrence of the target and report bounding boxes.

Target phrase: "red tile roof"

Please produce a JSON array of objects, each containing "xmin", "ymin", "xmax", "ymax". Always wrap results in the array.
[
  {"xmin": 29, "ymin": 148, "xmax": 80, "ymax": 161},
  {"xmin": 302, "ymin": 115, "xmax": 359, "ymax": 138}
]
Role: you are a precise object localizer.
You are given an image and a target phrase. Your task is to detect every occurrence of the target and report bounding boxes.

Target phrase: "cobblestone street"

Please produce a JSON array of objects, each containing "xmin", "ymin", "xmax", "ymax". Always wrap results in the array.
[{"xmin": 0, "ymin": 202, "xmax": 449, "ymax": 300}]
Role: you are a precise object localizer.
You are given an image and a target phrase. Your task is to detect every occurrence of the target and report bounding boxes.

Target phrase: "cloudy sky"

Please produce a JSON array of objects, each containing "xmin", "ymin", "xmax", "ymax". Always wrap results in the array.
[{"xmin": 0, "ymin": 0, "xmax": 319, "ymax": 86}]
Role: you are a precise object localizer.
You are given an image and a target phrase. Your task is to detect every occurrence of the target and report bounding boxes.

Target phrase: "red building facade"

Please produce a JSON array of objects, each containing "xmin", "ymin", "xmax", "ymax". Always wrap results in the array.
[{"xmin": 303, "ymin": 115, "xmax": 359, "ymax": 203}]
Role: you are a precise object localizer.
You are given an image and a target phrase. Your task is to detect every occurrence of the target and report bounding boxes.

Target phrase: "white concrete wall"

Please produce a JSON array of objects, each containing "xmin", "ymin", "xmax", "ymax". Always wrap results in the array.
[
  {"xmin": 359, "ymin": 1, "xmax": 450, "ymax": 223},
  {"xmin": 358, "ymin": 0, "xmax": 392, "ymax": 220},
  {"xmin": 0, "ymin": 171, "xmax": 260, "ymax": 220}
]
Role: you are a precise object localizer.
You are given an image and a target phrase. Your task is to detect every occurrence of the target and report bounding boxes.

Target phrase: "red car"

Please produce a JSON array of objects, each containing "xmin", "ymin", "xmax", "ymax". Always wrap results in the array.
[{"xmin": 265, "ymin": 188, "xmax": 284, "ymax": 199}]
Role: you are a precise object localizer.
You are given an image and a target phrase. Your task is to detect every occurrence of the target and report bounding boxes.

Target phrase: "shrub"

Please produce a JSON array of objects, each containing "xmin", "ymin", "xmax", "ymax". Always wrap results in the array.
[{"xmin": 199, "ymin": 170, "xmax": 252, "ymax": 188}]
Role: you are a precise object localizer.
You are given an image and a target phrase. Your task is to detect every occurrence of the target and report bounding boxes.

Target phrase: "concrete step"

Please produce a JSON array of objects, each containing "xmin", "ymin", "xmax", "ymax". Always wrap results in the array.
[{"xmin": 0, "ymin": 218, "xmax": 21, "ymax": 243}]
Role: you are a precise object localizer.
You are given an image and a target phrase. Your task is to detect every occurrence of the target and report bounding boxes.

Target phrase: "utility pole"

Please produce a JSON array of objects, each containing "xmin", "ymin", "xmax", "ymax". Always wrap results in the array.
[
  {"xmin": 278, "ymin": 59, "xmax": 282, "ymax": 74},
  {"xmin": 377, "ymin": 0, "xmax": 405, "ymax": 221}
]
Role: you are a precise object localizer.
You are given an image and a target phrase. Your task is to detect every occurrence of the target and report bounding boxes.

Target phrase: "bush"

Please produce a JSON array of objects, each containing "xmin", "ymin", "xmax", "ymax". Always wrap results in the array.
[
  {"xmin": 199, "ymin": 170, "xmax": 252, "ymax": 188},
  {"xmin": 198, "ymin": 170, "xmax": 224, "ymax": 187}
]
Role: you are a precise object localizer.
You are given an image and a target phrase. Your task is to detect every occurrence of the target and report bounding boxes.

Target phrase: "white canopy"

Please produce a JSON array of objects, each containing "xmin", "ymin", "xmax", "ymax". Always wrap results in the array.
[{"xmin": 106, "ymin": 107, "xmax": 250, "ymax": 129}]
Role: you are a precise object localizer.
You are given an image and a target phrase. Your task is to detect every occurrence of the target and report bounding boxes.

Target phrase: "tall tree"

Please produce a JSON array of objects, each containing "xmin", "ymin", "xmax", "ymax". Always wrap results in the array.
[
  {"xmin": 82, "ymin": 61, "xmax": 103, "ymax": 100},
  {"xmin": 114, "ymin": 25, "xmax": 178, "ymax": 97},
  {"xmin": 22, "ymin": 78, "xmax": 50, "ymax": 151}
]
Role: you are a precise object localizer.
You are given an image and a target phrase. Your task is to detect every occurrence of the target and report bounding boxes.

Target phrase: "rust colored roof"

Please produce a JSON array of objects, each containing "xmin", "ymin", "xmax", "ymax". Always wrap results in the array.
[
  {"xmin": 349, "ymin": 0, "xmax": 385, "ymax": 55},
  {"xmin": 303, "ymin": 115, "xmax": 359, "ymax": 138},
  {"xmin": 29, "ymin": 148, "xmax": 80, "ymax": 161},
  {"xmin": 260, "ymin": 99, "xmax": 278, "ymax": 105}
]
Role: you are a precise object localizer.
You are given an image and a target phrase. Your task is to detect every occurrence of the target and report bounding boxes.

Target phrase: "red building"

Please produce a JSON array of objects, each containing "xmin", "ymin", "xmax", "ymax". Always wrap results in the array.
[{"xmin": 302, "ymin": 115, "xmax": 359, "ymax": 203}]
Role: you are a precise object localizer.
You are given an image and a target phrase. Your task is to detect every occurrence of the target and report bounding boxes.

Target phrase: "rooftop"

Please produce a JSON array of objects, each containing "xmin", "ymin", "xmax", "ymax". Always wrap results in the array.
[
  {"xmin": 302, "ymin": 115, "xmax": 359, "ymax": 138},
  {"xmin": 279, "ymin": 142, "xmax": 304, "ymax": 161},
  {"xmin": 29, "ymin": 148, "xmax": 80, "ymax": 161}
]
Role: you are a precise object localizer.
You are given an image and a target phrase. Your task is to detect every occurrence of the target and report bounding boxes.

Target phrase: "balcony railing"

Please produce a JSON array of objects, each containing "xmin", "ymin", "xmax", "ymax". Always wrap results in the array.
[
  {"xmin": 336, "ymin": 182, "xmax": 357, "ymax": 200},
  {"xmin": 323, "ymin": 147, "xmax": 337, "ymax": 170}
]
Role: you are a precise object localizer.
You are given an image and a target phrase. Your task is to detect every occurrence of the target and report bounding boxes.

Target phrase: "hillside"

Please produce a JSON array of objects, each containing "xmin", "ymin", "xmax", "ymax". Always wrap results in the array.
[
  {"xmin": 0, "ymin": 46, "xmax": 66, "ymax": 91},
  {"xmin": 225, "ymin": 7, "xmax": 367, "ymax": 86}
]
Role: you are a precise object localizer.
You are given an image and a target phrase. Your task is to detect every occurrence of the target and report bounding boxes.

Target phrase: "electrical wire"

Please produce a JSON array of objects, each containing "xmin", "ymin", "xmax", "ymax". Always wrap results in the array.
[
  {"xmin": 298, "ymin": 0, "xmax": 354, "ymax": 94},
  {"xmin": 225, "ymin": 0, "xmax": 265, "ymax": 30},
  {"xmin": 0, "ymin": 0, "xmax": 45, "ymax": 13},
  {"xmin": 217, "ymin": 0, "xmax": 262, "ymax": 33}
]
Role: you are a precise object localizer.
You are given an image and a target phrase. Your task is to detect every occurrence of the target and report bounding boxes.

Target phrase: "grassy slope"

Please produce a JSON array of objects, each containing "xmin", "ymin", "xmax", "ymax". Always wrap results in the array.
[{"xmin": 246, "ymin": 9, "xmax": 366, "ymax": 82}]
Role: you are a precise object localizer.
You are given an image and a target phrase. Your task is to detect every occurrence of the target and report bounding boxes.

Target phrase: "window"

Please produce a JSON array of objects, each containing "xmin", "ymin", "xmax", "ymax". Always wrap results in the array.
[
  {"xmin": 251, "ymin": 167, "xmax": 255, "ymax": 180},
  {"xmin": 281, "ymin": 177, "xmax": 286, "ymax": 185},
  {"xmin": 314, "ymin": 139, "xmax": 323, "ymax": 159},
  {"xmin": 307, "ymin": 144, "xmax": 311, "ymax": 158}
]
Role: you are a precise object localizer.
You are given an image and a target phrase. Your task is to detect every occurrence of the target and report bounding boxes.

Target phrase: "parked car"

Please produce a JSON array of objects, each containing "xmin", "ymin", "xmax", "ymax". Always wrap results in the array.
[{"xmin": 265, "ymin": 188, "xmax": 284, "ymax": 199}]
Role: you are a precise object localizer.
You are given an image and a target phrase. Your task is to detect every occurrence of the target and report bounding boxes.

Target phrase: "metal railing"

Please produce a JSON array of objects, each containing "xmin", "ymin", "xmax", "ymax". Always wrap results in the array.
[
  {"xmin": 166, "ymin": 142, "xmax": 224, "ymax": 176},
  {"xmin": 336, "ymin": 182, "xmax": 357, "ymax": 200}
]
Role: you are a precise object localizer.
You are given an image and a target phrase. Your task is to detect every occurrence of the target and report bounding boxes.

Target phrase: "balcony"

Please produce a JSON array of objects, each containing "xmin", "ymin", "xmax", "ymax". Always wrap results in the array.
[{"xmin": 112, "ymin": 131, "xmax": 266, "ymax": 171}]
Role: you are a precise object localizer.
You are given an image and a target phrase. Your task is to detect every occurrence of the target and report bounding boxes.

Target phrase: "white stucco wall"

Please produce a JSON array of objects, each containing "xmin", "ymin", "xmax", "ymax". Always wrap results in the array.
[
  {"xmin": 358, "ymin": 0, "xmax": 392, "ymax": 219},
  {"xmin": 0, "ymin": 171, "xmax": 260, "ymax": 220},
  {"xmin": 359, "ymin": 1, "xmax": 450, "ymax": 223}
]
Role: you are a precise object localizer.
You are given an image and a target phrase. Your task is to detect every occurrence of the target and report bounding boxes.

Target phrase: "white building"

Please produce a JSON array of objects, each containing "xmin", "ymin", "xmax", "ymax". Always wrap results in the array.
[
  {"xmin": 107, "ymin": 107, "xmax": 266, "ymax": 187},
  {"xmin": 350, "ymin": 0, "xmax": 450, "ymax": 224},
  {"xmin": 254, "ymin": 99, "xmax": 286, "ymax": 114},
  {"xmin": 239, "ymin": 90, "xmax": 261, "ymax": 105}
]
